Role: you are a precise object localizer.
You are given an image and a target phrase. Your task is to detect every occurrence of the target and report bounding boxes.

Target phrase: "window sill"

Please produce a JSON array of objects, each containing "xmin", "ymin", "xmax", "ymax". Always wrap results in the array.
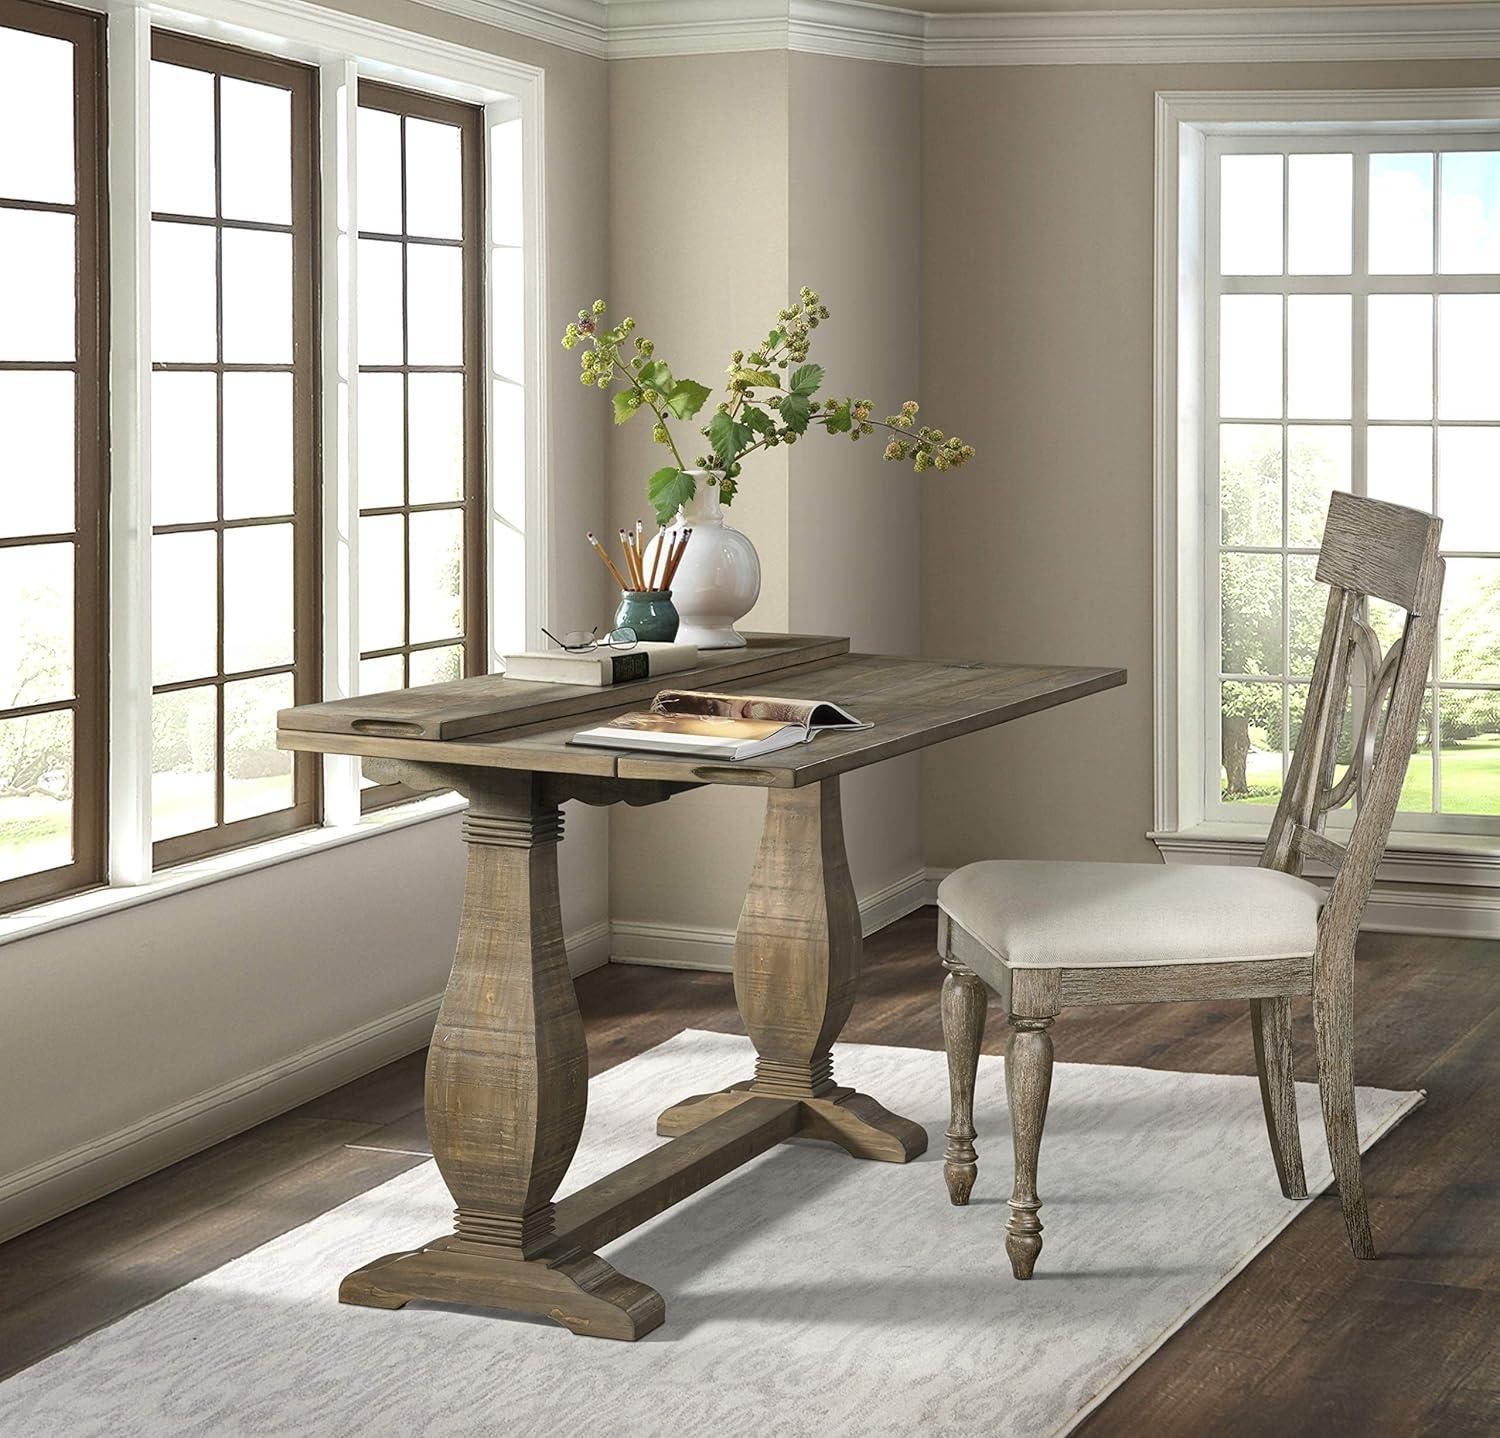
[
  {"xmin": 0, "ymin": 792, "xmax": 467, "ymax": 948},
  {"xmin": 1151, "ymin": 823, "xmax": 1500, "ymax": 889}
]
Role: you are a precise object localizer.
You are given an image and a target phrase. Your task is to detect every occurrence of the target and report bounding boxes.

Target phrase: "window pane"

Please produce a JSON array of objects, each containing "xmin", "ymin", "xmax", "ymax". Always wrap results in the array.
[
  {"xmin": 1219, "ymin": 423, "xmax": 1281, "ymax": 548},
  {"xmin": 150, "ymin": 61, "xmax": 215, "ymax": 218},
  {"xmin": 151, "ymin": 221, "xmax": 217, "ymax": 362},
  {"xmin": 223, "ymin": 373, "xmax": 293, "ymax": 519},
  {"xmin": 1222, "ymin": 680, "xmax": 1283, "ymax": 805},
  {"xmin": 405, "ymin": 117, "xmax": 462, "ymax": 240},
  {"xmin": 1370, "ymin": 153, "xmax": 1433, "ymax": 274},
  {"xmin": 220, "ymin": 77, "xmax": 291, "ymax": 225},
  {"xmin": 224, "ymin": 671, "xmax": 294, "ymax": 821},
  {"xmin": 1397, "ymin": 691, "xmax": 1435, "ymax": 814},
  {"xmin": 492, "ymin": 380, "xmax": 524, "ymax": 529},
  {"xmin": 1439, "ymin": 427, "xmax": 1500, "ymax": 550},
  {"xmin": 1220, "ymin": 296, "xmax": 1282, "ymax": 419},
  {"xmin": 358, "ymin": 513, "xmax": 404, "ymax": 650},
  {"xmin": 410, "ymin": 644, "xmax": 461, "ymax": 685},
  {"xmin": 152, "ymin": 531, "xmax": 217, "ymax": 684},
  {"xmin": 1287, "ymin": 554, "xmax": 1325, "ymax": 677},
  {"xmin": 356, "ymin": 106, "xmax": 401, "ymax": 234},
  {"xmin": 1368, "ymin": 295, "xmax": 1433, "ymax": 421},
  {"xmin": 406, "ymin": 243, "xmax": 462, "ymax": 365},
  {"xmin": 152, "ymin": 685, "xmax": 216, "ymax": 840},
  {"xmin": 1288, "ymin": 153, "xmax": 1352, "ymax": 275},
  {"xmin": 490, "ymin": 117, "xmax": 521, "ymax": 248},
  {"xmin": 223, "ymin": 524, "xmax": 294, "ymax": 671},
  {"xmin": 1221, "ymin": 552, "xmax": 1282, "ymax": 676},
  {"xmin": 1287, "ymin": 295, "xmax": 1351, "ymax": 419},
  {"xmin": 151, "ymin": 371, "xmax": 218, "ymax": 526},
  {"xmin": 356, "ymin": 371, "xmax": 404, "ymax": 507},
  {"xmin": 0, "ymin": 209, "xmax": 74, "ymax": 361},
  {"xmin": 1288, "ymin": 425, "xmax": 1351, "ymax": 548},
  {"xmin": 1368, "ymin": 425, "xmax": 1433, "ymax": 510},
  {"xmin": 0, "ymin": 542, "xmax": 73, "ymax": 706},
  {"xmin": 408, "ymin": 372, "xmax": 464, "ymax": 503},
  {"xmin": 409, "ymin": 508, "xmax": 463, "ymax": 642},
  {"xmin": 1219, "ymin": 154, "xmax": 1282, "ymax": 276},
  {"xmin": 0, "ymin": 371, "xmax": 74, "ymax": 537},
  {"xmin": 221, "ymin": 229, "xmax": 292, "ymax": 363},
  {"xmin": 357, "ymin": 238, "xmax": 403, "ymax": 364},
  {"xmin": 1441, "ymin": 558, "xmax": 1500, "ymax": 681},
  {"xmin": 0, "ymin": 709, "xmax": 72, "ymax": 879},
  {"xmin": 1438, "ymin": 689, "xmax": 1500, "ymax": 813},
  {"xmin": 1438, "ymin": 294, "xmax": 1500, "ymax": 421},
  {"xmin": 491, "ymin": 247, "xmax": 524, "ymax": 382},
  {"xmin": 0, "ymin": 26, "xmax": 74, "ymax": 205},
  {"xmin": 359, "ymin": 653, "xmax": 403, "ymax": 694},
  {"xmin": 1439, "ymin": 151, "xmax": 1500, "ymax": 274}
]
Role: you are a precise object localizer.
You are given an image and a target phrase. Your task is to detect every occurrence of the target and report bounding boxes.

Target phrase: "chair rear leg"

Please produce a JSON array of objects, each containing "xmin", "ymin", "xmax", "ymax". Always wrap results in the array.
[
  {"xmin": 941, "ymin": 960, "xmax": 988, "ymax": 1205},
  {"xmin": 1251, "ymin": 996, "xmax": 1308, "ymax": 1198},
  {"xmin": 1005, "ymin": 1014, "xmax": 1054, "ymax": 1279},
  {"xmin": 1312, "ymin": 988, "xmax": 1375, "ymax": 1258}
]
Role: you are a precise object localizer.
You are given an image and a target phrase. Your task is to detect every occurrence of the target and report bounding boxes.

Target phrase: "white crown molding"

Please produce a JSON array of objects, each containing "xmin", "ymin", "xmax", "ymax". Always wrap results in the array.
[{"xmin": 442, "ymin": 0, "xmax": 1500, "ymax": 67}]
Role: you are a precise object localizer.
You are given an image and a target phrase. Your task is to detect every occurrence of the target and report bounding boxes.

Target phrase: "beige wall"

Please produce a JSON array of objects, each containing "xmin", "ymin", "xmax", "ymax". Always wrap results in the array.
[
  {"xmin": 789, "ymin": 53, "xmax": 925, "ymax": 902},
  {"xmin": 607, "ymin": 53, "xmax": 929, "ymax": 948},
  {"xmin": 920, "ymin": 58, "xmax": 1498, "ymax": 872}
]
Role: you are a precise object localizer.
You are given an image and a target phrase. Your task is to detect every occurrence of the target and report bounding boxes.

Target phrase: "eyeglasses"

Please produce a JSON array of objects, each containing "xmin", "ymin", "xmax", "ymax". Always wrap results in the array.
[{"xmin": 540, "ymin": 624, "xmax": 638, "ymax": 652}]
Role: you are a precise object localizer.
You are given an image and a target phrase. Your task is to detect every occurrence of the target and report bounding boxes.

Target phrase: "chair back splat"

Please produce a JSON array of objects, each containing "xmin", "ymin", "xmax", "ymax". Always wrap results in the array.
[{"xmin": 1260, "ymin": 492, "xmax": 1444, "ymax": 948}]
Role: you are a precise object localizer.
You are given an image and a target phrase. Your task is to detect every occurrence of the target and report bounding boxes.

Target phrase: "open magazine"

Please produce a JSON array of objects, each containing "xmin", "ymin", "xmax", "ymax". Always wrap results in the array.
[{"xmin": 569, "ymin": 689, "xmax": 872, "ymax": 761}]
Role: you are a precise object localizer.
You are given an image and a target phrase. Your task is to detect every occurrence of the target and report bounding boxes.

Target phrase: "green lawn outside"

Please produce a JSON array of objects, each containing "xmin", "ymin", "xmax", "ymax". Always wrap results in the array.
[{"xmin": 1224, "ymin": 734, "xmax": 1500, "ymax": 815}]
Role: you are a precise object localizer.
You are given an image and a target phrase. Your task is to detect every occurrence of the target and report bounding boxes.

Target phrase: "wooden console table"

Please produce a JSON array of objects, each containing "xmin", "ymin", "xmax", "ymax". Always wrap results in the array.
[{"xmin": 277, "ymin": 636, "xmax": 1124, "ymax": 1339}]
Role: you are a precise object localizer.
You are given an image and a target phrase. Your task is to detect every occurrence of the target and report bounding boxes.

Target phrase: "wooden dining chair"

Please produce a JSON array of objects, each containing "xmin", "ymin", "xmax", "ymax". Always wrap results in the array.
[{"xmin": 937, "ymin": 492, "xmax": 1443, "ymax": 1278}]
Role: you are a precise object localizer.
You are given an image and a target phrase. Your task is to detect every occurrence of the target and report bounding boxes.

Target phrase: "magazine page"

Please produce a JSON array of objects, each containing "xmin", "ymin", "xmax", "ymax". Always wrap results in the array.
[{"xmin": 651, "ymin": 690, "xmax": 868, "ymax": 731}]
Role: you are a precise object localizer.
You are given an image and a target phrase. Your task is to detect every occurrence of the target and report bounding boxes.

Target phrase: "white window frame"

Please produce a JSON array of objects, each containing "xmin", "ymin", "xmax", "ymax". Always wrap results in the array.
[
  {"xmin": 1153, "ymin": 88, "xmax": 1500, "ymax": 893},
  {"xmin": 1, "ymin": 0, "xmax": 548, "ymax": 940}
]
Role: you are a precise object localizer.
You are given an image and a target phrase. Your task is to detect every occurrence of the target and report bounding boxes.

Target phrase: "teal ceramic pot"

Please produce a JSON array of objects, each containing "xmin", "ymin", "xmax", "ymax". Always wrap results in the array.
[{"xmin": 613, "ymin": 588, "xmax": 680, "ymax": 643}]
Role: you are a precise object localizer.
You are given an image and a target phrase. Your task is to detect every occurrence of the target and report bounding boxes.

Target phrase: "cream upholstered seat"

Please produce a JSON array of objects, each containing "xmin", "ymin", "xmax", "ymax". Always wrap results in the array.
[{"xmin": 937, "ymin": 861, "xmax": 1323, "ymax": 978}]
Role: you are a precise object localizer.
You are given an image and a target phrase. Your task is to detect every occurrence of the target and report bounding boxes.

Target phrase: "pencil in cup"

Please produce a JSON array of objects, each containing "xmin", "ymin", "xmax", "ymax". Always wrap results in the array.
[{"xmin": 587, "ymin": 532, "xmax": 631, "ymax": 591}]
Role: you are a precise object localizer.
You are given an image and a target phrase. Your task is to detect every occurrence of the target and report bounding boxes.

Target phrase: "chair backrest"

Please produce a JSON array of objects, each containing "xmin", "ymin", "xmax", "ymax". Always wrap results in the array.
[{"xmin": 1261, "ymin": 492, "xmax": 1444, "ymax": 955}]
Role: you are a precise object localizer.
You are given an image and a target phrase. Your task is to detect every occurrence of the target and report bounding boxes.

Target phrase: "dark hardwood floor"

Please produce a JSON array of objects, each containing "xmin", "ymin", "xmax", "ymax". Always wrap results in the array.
[{"xmin": 1, "ymin": 911, "xmax": 1496, "ymax": 1434}]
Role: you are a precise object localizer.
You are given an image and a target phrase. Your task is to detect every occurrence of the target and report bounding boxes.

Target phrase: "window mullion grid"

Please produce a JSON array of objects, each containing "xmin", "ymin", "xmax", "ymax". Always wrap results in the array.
[
  {"xmin": 1279, "ymin": 161, "xmax": 1291, "ymax": 786},
  {"xmin": 1431, "ymin": 160, "xmax": 1445, "ymax": 817},
  {"xmin": 213, "ymin": 71, "xmax": 227, "ymax": 832},
  {"xmin": 399, "ymin": 112, "xmax": 413, "ymax": 691}
]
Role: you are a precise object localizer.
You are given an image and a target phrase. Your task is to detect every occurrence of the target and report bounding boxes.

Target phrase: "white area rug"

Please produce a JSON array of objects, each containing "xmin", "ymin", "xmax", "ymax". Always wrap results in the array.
[{"xmin": 0, "ymin": 1031, "xmax": 1420, "ymax": 1438}]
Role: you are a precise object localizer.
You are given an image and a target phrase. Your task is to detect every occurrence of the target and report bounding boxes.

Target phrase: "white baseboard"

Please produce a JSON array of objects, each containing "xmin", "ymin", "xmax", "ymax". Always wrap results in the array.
[
  {"xmin": 610, "ymin": 868, "xmax": 935, "ymax": 972},
  {"xmin": 925, "ymin": 864, "xmax": 1500, "ymax": 942},
  {"xmin": 0, "ymin": 919, "xmax": 613, "ymax": 1244}
]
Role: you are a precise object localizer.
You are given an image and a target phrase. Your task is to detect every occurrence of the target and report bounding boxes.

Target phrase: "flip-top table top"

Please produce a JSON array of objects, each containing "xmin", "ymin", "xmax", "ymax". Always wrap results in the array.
[{"xmin": 277, "ymin": 634, "xmax": 1125, "ymax": 789}]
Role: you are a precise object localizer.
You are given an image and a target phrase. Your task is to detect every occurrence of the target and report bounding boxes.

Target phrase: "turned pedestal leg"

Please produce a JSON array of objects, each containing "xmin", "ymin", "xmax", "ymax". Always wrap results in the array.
[
  {"xmin": 941, "ymin": 959, "xmax": 988, "ymax": 1205},
  {"xmin": 340, "ymin": 772, "xmax": 663, "ymax": 1339},
  {"xmin": 657, "ymin": 779, "xmax": 926, "ymax": 1163},
  {"xmin": 1005, "ymin": 1015, "xmax": 1054, "ymax": 1280}
]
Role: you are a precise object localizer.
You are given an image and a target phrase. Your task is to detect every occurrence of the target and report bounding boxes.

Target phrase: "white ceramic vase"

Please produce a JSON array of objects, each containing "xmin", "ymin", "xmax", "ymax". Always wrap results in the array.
[{"xmin": 646, "ymin": 472, "xmax": 760, "ymax": 649}]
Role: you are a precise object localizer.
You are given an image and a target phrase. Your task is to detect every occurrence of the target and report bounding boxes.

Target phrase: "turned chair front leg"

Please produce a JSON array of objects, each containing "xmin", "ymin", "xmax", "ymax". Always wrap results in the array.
[
  {"xmin": 941, "ymin": 958, "xmax": 987, "ymax": 1205},
  {"xmin": 1005, "ymin": 1014, "xmax": 1055, "ymax": 1280}
]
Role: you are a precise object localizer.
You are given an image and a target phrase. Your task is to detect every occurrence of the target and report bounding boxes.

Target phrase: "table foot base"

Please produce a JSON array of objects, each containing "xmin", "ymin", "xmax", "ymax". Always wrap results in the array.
[
  {"xmin": 339, "ymin": 1236, "xmax": 665, "ymax": 1340},
  {"xmin": 656, "ymin": 1083, "xmax": 927, "ymax": 1162}
]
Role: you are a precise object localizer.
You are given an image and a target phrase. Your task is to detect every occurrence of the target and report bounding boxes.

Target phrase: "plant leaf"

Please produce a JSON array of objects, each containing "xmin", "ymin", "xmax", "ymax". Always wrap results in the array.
[
  {"xmin": 743, "ymin": 405, "xmax": 776, "ymax": 436},
  {"xmin": 788, "ymin": 363, "xmax": 824, "ymax": 397},
  {"xmin": 636, "ymin": 360, "xmax": 675, "ymax": 396},
  {"xmin": 779, "ymin": 392, "xmax": 813, "ymax": 433},
  {"xmin": 612, "ymin": 390, "xmax": 639, "ymax": 425},
  {"xmin": 707, "ymin": 411, "xmax": 753, "ymax": 465},
  {"xmin": 647, "ymin": 466, "xmax": 696, "ymax": 526},
  {"xmin": 665, "ymin": 378, "xmax": 711, "ymax": 420},
  {"xmin": 733, "ymin": 368, "xmax": 780, "ymax": 390},
  {"xmin": 822, "ymin": 399, "xmax": 852, "ymax": 434}
]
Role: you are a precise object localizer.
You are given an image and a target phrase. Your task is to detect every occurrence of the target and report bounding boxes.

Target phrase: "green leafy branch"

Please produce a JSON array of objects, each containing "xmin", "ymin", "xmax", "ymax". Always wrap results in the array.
[{"xmin": 563, "ymin": 288, "xmax": 976, "ymax": 526}]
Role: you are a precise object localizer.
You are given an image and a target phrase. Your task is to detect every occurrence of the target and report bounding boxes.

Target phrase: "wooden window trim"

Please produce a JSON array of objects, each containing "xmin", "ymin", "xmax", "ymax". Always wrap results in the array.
[
  {"xmin": 0, "ymin": 0, "xmax": 108, "ymax": 914},
  {"xmin": 355, "ymin": 80, "xmax": 486, "ymax": 814},
  {"xmin": 149, "ymin": 30, "xmax": 322, "ymax": 867}
]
